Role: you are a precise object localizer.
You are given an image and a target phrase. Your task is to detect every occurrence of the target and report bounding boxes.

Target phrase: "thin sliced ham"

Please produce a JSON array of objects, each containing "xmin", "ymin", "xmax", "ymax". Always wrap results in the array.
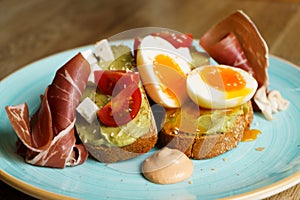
[
  {"xmin": 202, "ymin": 32, "xmax": 254, "ymax": 75},
  {"xmin": 6, "ymin": 53, "xmax": 90, "ymax": 168},
  {"xmin": 200, "ymin": 10, "xmax": 269, "ymax": 88},
  {"xmin": 199, "ymin": 10, "xmax": 289, "ymax": 119}
]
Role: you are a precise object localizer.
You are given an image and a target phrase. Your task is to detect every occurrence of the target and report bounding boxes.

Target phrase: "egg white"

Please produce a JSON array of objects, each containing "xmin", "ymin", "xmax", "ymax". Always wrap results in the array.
[
  {"xmin": 137, "ymin": 35, "xmax": 193, "ymax": 108},
  {"xmin": 186, "ymin": 65, "xmax": 258, "ymax": 109}
]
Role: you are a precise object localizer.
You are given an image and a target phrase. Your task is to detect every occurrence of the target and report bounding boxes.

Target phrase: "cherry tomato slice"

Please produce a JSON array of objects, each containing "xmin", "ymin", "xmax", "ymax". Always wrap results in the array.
[
  {"xmin": 151, "ymin": 32, "xmax": 193, "ymax": 48},
  {"xmin": 94, "ymin": 70, "xmax": 140, "ymax": 95},
  {"xmin": 97, "ymin": 84, "xmax": 142, "ymax": 127}
]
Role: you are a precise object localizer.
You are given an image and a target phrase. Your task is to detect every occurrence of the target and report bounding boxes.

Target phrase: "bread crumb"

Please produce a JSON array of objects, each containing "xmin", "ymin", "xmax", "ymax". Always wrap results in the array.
[
  {"xmin": 210, "ymin": 168, "xmax": 215, "ymax": 171},
  {"xmin": 188, "ymin": 180, "xmax": 193, "ymax": 184},
  {"xmin": 255, "ymin": 147, "xmax": 265, "ymax": 151},
  {"xmin": 223, "ymin": 157, "xmax": 227, "ymax": 162}
]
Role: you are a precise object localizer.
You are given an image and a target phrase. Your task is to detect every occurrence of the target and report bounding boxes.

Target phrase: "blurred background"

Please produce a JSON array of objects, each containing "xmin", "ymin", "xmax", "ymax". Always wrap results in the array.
[
  {"xmin": 1, "ymin": 0, "xmax": 300, "ymax": 81},
  {"xmin": 0, "ymin": 0, "xmax": 299, "ymax": 199}
]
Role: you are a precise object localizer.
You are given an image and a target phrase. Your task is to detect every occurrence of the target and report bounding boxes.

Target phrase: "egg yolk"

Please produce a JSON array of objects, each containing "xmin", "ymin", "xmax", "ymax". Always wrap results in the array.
[
  {"xmin": 153, "ymin": 54, "xmax": 185, "ymax": 77},
  {"xmin": 200, "ymin": 66, "xmax": 246, "ymax": 91},
  {"xmin": 200, "ymin": 66, "xmax": 253, "ymax": 99},
  {"xmin": 242, "ymin": 129, "xmax": 262, "ymax": 142},
  {"xmin": 152, "ymin": 54, "xmax": 187, "ymax": 103}
]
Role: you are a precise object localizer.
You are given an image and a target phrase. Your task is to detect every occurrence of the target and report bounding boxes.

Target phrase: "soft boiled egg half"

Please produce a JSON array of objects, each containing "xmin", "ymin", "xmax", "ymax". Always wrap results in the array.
[
  {"xmin": 186, "ymin": 65, "xmax": 258, "ymax": 109},
  {"xmin": 137, "ymin": 35, "xmax": 192, "ymax": 108}
]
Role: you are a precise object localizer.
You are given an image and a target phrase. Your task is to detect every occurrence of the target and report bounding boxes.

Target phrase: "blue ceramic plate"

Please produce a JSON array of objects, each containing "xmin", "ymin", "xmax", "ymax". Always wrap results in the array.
[{"xmin": 0, "ymin": 42, "xmax": 299, "ymax": 200}]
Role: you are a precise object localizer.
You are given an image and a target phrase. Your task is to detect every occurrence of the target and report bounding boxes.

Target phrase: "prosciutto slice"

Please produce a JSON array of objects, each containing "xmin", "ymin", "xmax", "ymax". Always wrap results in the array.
[
  {"xmin": 6, "ymin": 53, "xmax": 90, "ymax": 168},
  {"xmin": 199, "ymin": 10, "xmax": 289, "ymax": 119},
  {"xmin": 200, "ymin": 10, "xmax": 269, "ymax": 88},
  {"xmin": 202, "ymin": 32, "xmax": 254, "ymax": 75}
]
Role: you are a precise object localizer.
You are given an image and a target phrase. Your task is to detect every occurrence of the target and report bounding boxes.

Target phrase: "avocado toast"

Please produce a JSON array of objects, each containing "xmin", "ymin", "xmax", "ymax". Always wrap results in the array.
[
  {"xmin": 75, "ymin": 44, "xmax": 157, "ymax": 163},
  {"xmin": 158, "ymin": 100, "xmax": 253, "ymax": 159}
]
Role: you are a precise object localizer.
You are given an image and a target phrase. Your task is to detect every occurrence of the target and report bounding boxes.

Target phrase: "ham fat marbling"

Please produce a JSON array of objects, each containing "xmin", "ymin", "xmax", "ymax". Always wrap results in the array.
[{"xmin": 6, "ymin": 53, "xmax": 90, "ymax": 168}]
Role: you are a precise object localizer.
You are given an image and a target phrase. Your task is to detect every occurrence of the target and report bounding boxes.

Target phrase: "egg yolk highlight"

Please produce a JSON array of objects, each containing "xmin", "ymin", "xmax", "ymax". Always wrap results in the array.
[{"xmin": 200, "ymin": 66, "xmax": 252, "ymax": 99}]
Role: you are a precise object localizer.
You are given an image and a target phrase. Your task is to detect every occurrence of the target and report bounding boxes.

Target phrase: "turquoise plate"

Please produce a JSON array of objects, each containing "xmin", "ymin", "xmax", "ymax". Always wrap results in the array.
[{"xmin": 0, "ymin": 42, "xmax": 299, "ymax": 200}]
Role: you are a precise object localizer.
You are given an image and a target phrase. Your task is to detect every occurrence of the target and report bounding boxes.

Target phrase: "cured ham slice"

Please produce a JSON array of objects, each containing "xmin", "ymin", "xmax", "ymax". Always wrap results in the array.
[
  {"xmin": 199, "ymin": 10, "xmax": 289, "ymax": 119},
  {"xmin": 200, "ymin": 10, "xmax": 269, "ymax": 88},
  {"xmin": 202, "ymin": 32, "xmax": 254, "ymax": 75},
  {"xmin": 6, "ymin": 53, "xmax": 90, "ymax": 168}
]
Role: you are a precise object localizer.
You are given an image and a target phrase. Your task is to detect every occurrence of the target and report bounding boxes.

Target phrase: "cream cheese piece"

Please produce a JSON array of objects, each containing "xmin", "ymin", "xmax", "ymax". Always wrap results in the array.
[
  {"xmin": 76, "ymin": 97, "xmax": 99, "ymax": 124},
  {"xmin": 142, "ymin": 147, "xmax": 194, "ymax": 184}
]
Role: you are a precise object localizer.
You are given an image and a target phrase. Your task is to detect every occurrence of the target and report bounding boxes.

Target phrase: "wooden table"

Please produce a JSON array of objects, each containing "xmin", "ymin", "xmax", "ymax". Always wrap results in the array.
[{"xmin": 0, "ymin": 0, "xmax": 299, "ymax": 199}]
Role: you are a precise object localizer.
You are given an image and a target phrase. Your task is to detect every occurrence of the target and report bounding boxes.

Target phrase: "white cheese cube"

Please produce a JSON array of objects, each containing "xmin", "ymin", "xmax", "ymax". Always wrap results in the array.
[
  {"xmin": 93, "ymin": 39, "xmax": 115, "ymax": 62},
  {"xmin": 76, "ymin": 97, "xmax": 99, "ymax": 124},
  {"xmin": 81, "ymin": 49, "xmax": 98, "ymax": 65},
  {"xmin": 88, "ymin": 63, "xmax": 101, "ymax": 83}
]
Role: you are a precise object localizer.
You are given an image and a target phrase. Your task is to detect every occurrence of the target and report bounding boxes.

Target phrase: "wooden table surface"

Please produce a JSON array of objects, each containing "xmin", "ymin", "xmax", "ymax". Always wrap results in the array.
[{"xmin": 0, "ymin": 0, "xmax": 299, "ymax": 199}]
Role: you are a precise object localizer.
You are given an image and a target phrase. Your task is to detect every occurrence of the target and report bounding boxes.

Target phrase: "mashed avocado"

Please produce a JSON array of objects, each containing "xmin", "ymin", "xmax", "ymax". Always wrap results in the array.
[
  {"xmin": 164, "ymin": 101, "xmax": 250, "ymax": 135},
  {"xmin": 76, "ymin": 45, "xmax": 151, "ymax": 147},
  {"xmin": 98, "ymin": 45, "xmax": 136, "ymax": 70},
  {"xmin": 76, "ymin": 84, "xmax": 151, "ymax": 147}
]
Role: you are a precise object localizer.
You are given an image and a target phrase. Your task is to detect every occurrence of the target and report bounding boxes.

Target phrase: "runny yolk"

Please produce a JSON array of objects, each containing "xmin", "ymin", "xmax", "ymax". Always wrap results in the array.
[
  {"xmin": 200, "ymin": 66, "xmax": 246, "ymax": 92},
  {"xmin": 153, "ymin": 54, "xmax": 185, "ymax": 77},
  {"xmin": 242, "ymin": 129, "xmax": 262, "ymax": 142},
  {"xmin": 153, "ymin": 54, "xmax": 186, "ymax": 102}
]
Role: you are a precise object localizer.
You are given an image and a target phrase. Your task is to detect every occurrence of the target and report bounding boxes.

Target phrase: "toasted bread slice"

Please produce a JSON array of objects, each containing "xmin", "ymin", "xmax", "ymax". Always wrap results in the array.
[
  {"xmin": 76, "ymin": 44, "xmax": 158, "ymax": 163},
  {"xmin": 158, "ymin": 101, "xmax": 253, "ymax": 159},
  {"xmin": 83, "ymin": 114, "xmax": 157, "ymax": 163},
  {"xmin": 76, "ymin": 81, "xmax": 158, "ymax": 163}
]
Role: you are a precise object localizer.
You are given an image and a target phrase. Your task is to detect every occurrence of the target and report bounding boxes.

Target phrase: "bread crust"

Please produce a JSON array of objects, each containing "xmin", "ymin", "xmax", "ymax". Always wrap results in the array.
[
  {"xmin": 158, "ymin": 101, "xmax": 253, "ymax": 159},
  {"xmin": 84, "ymin": 112, "xmax": 157, "ymax": 163}
]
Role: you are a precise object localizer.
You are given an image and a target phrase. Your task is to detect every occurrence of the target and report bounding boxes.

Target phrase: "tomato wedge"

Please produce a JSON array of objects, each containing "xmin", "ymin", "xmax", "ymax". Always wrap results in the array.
[
  {"xmin": 151, "ymin": 32, "xmax": 193, "ymax": 48},
  {"xmin": 94, "ymin": 70, "xmax": 140, "ymax": 95},
  {"xmin": 97, "ymin": 84, "xmax": 142, "ymax": 127}
]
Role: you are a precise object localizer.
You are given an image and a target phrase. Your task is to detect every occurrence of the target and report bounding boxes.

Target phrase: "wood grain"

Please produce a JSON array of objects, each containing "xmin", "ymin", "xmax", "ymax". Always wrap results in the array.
[{"xmin": 0, "ymin": 0, "xmax": 299, "ymax": 199}]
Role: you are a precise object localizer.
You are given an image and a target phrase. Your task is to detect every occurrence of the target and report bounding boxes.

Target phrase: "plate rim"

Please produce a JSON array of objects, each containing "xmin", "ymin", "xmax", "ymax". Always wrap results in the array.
[
  {"xmin": 1, "ymin": 167, "xmax": 300, "ymax": 200},
  {"xmin": 0, "ymin": 45, "xmax": 300, "ymax": 200},
  {"xmin": 0, "ymin": 169, "xmax": 75, "ymax": 200}
]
